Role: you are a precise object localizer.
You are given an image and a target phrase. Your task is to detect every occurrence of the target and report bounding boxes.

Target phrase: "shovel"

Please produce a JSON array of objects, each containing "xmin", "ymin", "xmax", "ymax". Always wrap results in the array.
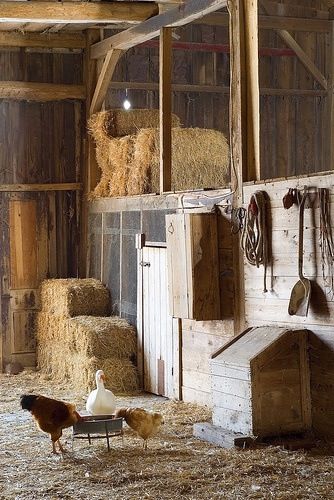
[{"xmin": 288, "ymin": 192, "xmax": 311, "ymax": 316}]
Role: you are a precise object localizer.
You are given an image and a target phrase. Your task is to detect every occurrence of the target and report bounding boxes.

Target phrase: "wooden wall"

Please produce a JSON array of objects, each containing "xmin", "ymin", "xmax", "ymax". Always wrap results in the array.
[
  {"xmin": 243, "ymin": 173, "xmax": 334, "ymax": 437},
  {"xmin": 0, "ymin": 48, "xmax": 84, "ymax": 369},
  {"xmin": 88, "ymin": 193, "xmax": 235, "ymax": 404},
  {"xmin": 94, "ymin": 7, "xmax": 332, "ymax": 186},
  {"xmin": 105, "ymin": 23, "xmax": 230, "ymax": 137}
]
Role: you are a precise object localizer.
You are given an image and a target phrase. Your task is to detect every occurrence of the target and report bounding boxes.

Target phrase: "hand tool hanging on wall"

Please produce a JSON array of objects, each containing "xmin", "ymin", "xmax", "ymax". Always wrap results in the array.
[
  {"xmin": 288, "ymin": 189, "xmax": 311, "ymax": 317},
  {"xmin": 319, "ymin": 187, "xmax": 334, "ymax": 298},
  {"xmin": 241, "ymin": 190, "xmax": 270, "ymax": 293}
]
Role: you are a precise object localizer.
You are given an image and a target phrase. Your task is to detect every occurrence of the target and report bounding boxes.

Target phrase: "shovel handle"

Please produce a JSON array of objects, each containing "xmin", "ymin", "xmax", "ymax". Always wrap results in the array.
[{"xmin": 298, "ymin": 193, "xmax": 307, "ymax": 280}]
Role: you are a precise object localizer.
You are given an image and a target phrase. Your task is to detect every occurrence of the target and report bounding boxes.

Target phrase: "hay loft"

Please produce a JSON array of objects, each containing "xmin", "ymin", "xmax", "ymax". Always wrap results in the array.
[{"xmin": 88, "ymin": 109, "xmax": 230, "ymax": 198}]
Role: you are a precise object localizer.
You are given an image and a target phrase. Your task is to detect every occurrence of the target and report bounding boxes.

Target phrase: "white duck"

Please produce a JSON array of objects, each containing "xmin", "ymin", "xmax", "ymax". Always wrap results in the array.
[{"xmin": 86, "ymin": 370, "xmax": 116, "ymax": 415}]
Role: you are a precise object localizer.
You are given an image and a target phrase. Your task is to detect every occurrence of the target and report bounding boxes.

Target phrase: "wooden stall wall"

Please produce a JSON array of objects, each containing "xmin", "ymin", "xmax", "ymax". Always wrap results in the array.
[
  {"xmin": 243, "ymin": 174, "xmax": 334, "ymax": 438},
  {"xmin": 0, "ymin": 48, "xmax": 83, "ymax": 369},
  {"xmin": 258, "ymin": 2, "xmax": 329, "ymax": 178},
  {"xmin": 88, "ymin": 194, "xmax": 234, "ymax": 404}
]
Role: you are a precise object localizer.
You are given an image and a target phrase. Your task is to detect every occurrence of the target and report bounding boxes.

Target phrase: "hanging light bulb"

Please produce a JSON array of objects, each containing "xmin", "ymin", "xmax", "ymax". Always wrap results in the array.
[{"xmin": 123, "ymin": 88, "xmax": 131, "ymax": 110}]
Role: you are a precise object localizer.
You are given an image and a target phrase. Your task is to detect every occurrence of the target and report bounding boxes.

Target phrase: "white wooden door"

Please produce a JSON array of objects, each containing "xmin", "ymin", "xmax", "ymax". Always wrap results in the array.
[{"xmin": 140, "ymin": 246, "xmax": 175, "ymax": 398}]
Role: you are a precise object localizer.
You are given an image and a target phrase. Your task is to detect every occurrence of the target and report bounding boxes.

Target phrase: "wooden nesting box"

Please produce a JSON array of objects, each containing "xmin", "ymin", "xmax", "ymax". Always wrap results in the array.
[
  {"xmin": 166, "ymin": 213, "xmax": 220, "ymax": 320},
  {"xmin": 211, "ymin": 326, "xmax": 311, "ymax": 438}
]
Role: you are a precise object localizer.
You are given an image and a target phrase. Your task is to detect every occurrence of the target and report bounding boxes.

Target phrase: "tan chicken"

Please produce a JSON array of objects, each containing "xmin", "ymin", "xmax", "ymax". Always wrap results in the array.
[
  {"xmin": 115, "ymin": 407, "xmax": 164, "ymax": 449},
  {"xmin": 20, "ymin": 394, "xmax": 81, "ymax": 454}
]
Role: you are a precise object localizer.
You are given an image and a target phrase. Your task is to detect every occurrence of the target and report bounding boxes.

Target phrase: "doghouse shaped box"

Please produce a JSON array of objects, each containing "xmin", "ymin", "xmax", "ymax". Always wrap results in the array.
[{"xmin": 211, "ymin": 326, "xmax": 311, "ymax": 438}]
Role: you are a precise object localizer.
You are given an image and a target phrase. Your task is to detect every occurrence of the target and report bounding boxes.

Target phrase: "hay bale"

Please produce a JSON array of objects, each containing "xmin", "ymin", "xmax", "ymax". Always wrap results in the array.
[
  {"xmin": 36, "ymin": 312, "xmax": 69, "ymax": 342},
  {"xmin": 68, "ymin": 316, "xmax": 137, "ymax": 360},
  {"xmin": 40, "ymin": 278, "xmax": 110, "ymax": 317},
  {"xmin": 88, "ymin": 109, "xmax": 181, "ymax": 139},
  {"xmin": 70, "ymin": 354, "xmax": 139, "ymax": 394},
  {"xmin": 127, "ymin": 127, "xmax": 230, "ymax": 195},
  {"xmin": 89, "ymin": 125, "xmax": 230, "ymax": 198}
]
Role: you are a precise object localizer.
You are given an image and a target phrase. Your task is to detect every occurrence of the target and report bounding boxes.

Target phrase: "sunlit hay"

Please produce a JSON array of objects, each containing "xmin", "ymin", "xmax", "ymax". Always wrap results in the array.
[
  {"xmin": 36, "ymin": 312, "xmax": 69, "ymax": 343},
  {"xmin": 127, "ymin": 128, "xmax": 156, "ymax": 195},
  {"xmin": 88, "ymin": 109, "xmax": 181, "ymax": 139},
  {"xmin": 107, "ymin": 135, "xmax": 136, "ymax": 197},
  {"xmin": 71, "ymin": 354, "xmax": 139, "ymax": 394},
  {"xmin": 137, "ymin": 127, "xmax": 231, "ymax": 194},
  {"xmin": 36, "ymin": 340, "xmax": 71, "ymax": 382},
  {"xmin": 40, "ymin": 278, "xmax": 110, "ymax": 317},
  {"xmin": 68, "ymin": 316, "xmax": 137, "ymax": 360}
]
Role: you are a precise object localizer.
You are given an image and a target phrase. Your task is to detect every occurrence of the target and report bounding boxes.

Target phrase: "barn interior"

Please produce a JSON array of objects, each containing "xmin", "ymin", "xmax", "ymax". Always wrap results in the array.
[{"xmin": 1, "ymin": 0, "xmax": 334, "ymax": 498}]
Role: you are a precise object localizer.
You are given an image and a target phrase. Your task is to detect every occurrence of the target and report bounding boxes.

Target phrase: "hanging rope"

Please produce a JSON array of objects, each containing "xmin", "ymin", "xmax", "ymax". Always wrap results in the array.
[
  {"xmin": 241, "ymin": 190, "xmax": 269, "ymax": 293},
  {"xmin": 319, "ymin": 187, "xmax": 334, "ymax": 298}
]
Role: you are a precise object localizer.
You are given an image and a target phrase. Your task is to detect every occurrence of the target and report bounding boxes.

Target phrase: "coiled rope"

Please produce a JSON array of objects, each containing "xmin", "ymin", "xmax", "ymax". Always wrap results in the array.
[
  {"xmin": 241, "ymin": 190, "xmax": 269, "ymax": 293},
  {"xmin": 319, "ymin": 187, "xmax": 334, "ymax": 298}
]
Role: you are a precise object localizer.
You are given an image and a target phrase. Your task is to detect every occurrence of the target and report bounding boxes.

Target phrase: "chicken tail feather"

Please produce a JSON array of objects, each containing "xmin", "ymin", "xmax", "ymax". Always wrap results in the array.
[{"xmin": 20, "ymin": 394, "xmax": 38, "ymax": 412}]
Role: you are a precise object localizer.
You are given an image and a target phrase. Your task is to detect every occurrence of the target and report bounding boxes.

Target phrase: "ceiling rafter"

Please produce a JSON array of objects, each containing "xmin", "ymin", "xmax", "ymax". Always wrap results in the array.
[
  {"xmin": 0, "ymin": 1, "xmax": 158, "ymax": 25},
  {"xmin": 90, "ymin": 0, "xmax": 227, "ymax": 59}
]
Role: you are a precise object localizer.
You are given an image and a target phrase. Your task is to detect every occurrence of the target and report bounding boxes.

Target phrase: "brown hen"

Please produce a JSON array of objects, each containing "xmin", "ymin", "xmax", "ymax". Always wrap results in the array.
[
  {"xmin": 115, "ymin": 407, "xmax": 164, "ymax": 449},
  {"xmin": 20, "ymin": 394, "xmax": 81, "ymax": 454}
]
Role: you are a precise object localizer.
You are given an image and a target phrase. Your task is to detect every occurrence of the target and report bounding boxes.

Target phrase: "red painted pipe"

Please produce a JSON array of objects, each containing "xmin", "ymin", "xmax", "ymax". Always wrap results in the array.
[{"xmin": 139, "ymin": 40, "xmax": 295, "ymax": 57}]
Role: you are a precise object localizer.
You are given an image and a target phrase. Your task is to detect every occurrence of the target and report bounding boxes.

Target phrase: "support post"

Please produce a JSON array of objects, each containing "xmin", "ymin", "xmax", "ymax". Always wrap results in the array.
[
  {"xmin": 229, "ymin": 0, "xmax": 247, "ymax": 334},
  {"xmin": 159, "ymin": 27, "xmax": 173, "ymax": 193}
]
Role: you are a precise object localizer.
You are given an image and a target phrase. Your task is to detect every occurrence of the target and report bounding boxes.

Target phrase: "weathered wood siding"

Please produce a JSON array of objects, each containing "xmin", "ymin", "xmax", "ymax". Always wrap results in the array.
[
  {"xmin": 0, "ymin": 49, "xmax": 83, "ymax": 368},
  {"xmin": 105, "ymin": 23, "xmax": 230, "ymax": 138},
  {"xmin": 88, "ymin": 193, "xmax": 235, "ymax": 403},
  {"xmin": 243, "ymin": 173, "xmax": 334, "ymax": 437}
]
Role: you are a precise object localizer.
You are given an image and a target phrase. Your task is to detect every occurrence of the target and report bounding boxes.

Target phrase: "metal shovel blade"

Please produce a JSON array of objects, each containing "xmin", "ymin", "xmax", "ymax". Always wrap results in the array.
[{"xmin": 288, "ymin": 277, "xmax": 311, "ymax": 316}]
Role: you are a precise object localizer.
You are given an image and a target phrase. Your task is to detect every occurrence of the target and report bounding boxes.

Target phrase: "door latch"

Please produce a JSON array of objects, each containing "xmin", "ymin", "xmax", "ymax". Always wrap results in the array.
[{"xmin": 140, "ymin": 261, "xmax": 151, "ymax": 267}]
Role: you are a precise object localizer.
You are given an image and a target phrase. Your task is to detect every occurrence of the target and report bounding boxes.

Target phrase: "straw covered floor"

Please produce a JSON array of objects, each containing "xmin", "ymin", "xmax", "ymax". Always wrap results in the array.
[{"xmin": 2, "ymin": 371, "xmax": 334, "ymax": 500}]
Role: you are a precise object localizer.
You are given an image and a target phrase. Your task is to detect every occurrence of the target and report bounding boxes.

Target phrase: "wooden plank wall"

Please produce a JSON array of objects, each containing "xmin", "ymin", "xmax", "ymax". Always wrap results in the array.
[
  {"xmin": 259, "ymin": 26, "xmax": 329, "ymax": 178},
  {"xmin": 243, "ymin": 173, "xmax": 334, "ymax": 437},
  {"xmin": 100, "ymin": 9, "xmax": 330, "ymax": 180},
  {"xmin": 88, "ymin": 196, "xmax": 235, "ymax": 404},
  {"xmin": 105, "ymin": 23, "xmax": 230, "ymax": 137},
  {"xmin": 0, "ymin": 48, "xmax": 83, "ymax": 368},
  {"xmin": 0, "ymin": 49, "xmax": 83, "ymax": 277}
]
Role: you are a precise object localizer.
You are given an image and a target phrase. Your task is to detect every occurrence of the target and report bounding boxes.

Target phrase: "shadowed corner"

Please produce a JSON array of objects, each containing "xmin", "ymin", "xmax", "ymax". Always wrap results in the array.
[{"xmin": 309, "ymin": 281, "xmax": 330, "ymax": 318}]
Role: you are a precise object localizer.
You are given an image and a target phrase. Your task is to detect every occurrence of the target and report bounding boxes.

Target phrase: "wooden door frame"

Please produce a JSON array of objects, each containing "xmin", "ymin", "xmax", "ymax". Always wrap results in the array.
[{"xmin": 137, "ymin": 240, "xmax": 182, "ymax": 399}]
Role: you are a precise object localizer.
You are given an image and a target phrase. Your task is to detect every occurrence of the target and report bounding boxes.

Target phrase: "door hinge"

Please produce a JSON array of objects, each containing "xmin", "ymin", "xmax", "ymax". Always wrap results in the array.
[{"xmin": 140, "ymin": 261, "xmax": 151, "ymax": 267}]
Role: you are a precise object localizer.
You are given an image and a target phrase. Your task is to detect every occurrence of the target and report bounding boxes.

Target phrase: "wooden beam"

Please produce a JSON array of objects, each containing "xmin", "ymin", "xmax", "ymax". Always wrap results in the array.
[
  {"xmin": 90, "ymin": 49, "xmax": 123, "ymax": 115},
  {"xmin": 0, "ymin": 31, "xmax": 86, "ymax": 49},
  {"xmin": 197, "ymin": 12, "xmax": 331, "ymax": 32},
  {"xmin": 275, "ymin": 30, "xmax": 328, "ymax": 90},
  {"xmin": 0, "ymin": 183, "xmax": 81, "ymax": 192},
  {"xmin": 0, "ymin": 2, "xmax": 158, "ymax": 24},
  {"xmin": 244, "ymin": 0, "xmax": 260, "ymax": 181},
  {"xmin": 259, "ymin": 0, "xmax": 329, "ymax": 20},
  {"xmin": 260, "ymin": 1, "xmax": 328, "ymax": 90},
  {"xmin": 159, "ymin": 27, "xmax": 172, "ymax": 193},
  {"xmin": 328, "ymin": 22, "xmax": 334, "ymax": 171},
  {"xmin": 108, "ymin": 81, "xmax": 327, "ymax": 96},
  {"xmin": 90, "ymin": 0, "xmax": 227, "ymax": 59},
  {"xmin": 229, "ymin": 0, "xmax": 246, "ymax": 336},
  {"xmin": 140, "ymin": 39, "xmax": 297, "ymax": 56},
  {"xmin": 0, "ymin": 81, "xmax": 85, "ymax": 101}
]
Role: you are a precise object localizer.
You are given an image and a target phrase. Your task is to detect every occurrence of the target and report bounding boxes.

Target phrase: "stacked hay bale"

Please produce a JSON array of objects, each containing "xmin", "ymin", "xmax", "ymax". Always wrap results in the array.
[
  {"xmin": 36, "ymin": 278, "xmax": 139, "ymax": 394},
  {"xmin": 88, "ymin": 109, "xmax": 230, "ymax": 198}
]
